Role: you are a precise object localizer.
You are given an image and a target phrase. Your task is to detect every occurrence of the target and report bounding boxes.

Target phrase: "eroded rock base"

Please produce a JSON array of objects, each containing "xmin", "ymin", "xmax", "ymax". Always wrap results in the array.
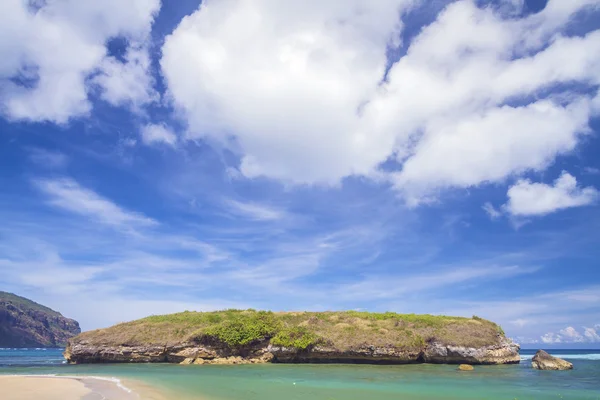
[{"xmin": 65, "ymin": 339, "xmax": 520, "ymax": 366}]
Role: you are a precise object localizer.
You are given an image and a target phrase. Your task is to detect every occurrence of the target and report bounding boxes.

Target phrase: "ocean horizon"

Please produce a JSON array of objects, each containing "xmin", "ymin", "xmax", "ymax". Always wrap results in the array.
[{"xmin": 2, "ymin": 348, "xmax": 600, "ymax": 399}]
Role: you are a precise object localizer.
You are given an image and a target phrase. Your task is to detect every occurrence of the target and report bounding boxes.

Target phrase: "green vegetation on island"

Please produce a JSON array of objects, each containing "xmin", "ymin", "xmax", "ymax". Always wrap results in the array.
[{"xmin": 76, "ymin": 309, "xmax": 505, "ymax": 351}]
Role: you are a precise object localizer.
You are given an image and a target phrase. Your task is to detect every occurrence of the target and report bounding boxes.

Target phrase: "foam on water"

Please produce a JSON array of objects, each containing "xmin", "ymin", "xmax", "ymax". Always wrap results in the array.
[{"xmin": 521, "ymin": 353, "xmax": 600, "ymax": 361}]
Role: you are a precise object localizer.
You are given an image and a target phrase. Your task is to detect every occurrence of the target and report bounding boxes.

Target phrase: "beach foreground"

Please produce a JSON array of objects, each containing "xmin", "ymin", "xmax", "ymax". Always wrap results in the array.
[{"xmin": 0, "ymin": 376, "xmax": 169, "ymax": 400}]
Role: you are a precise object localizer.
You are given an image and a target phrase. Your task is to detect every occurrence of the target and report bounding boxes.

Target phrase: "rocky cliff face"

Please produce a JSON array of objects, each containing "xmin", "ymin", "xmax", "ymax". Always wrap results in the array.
[
  {"xmin": 0, "ymin": 291, "xmax": 80, "ymax": 347},
  {"xmin": 65, "ymin": 337, "xmax": 520, "ymax": 365}
]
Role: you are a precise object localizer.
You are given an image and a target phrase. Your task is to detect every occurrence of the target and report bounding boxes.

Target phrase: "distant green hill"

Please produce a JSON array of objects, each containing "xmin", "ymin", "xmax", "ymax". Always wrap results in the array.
[{"xmin": 0, "ymin": 291, "xmax": 80, "ymax": 347}]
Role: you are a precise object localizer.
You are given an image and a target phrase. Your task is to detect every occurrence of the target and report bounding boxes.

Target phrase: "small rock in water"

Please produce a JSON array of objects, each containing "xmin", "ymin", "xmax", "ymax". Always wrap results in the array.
[
  {"xmin": 458, "ymin": 364, "xmax": 474, "ymax": 371},
  {"xmin": 531, "ymin": 350, "xmax": 573, "ymax": 370}
]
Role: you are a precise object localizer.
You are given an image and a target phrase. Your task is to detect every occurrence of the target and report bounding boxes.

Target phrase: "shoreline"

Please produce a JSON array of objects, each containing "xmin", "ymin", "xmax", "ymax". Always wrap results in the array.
[{"xmin": 0, "ymin": 375, "xmax": 172, "ymax": 400}]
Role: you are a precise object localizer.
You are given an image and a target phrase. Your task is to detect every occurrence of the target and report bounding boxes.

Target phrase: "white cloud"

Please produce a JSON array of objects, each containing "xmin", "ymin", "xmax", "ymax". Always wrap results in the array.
[
  {"xmin": 225, "ymin": 199, "xmax": 286, "ymax": 221},
  {"xmin": 559, "ymin": 326, "xmax": 585, "ymax": 342},
  {"xmin": 0, "ymin": 0, "xmax": 160, "ymax": 123},
  {"xmin": 503, "ymin": 171, "xmax": 599, "ymax": 217},
  {"xmin": 93, "ymin": 44, "xmax": 158, "ymax": 110},
  {"xmin": 584, "ymin": 325, "xmax": 600, "ymax": 342},
  {"xmin": 162, "ymin": 0, "xmax": 600, "ymax": 203},
  {"xmin": 541, "ymin": 332, "xmax": 562, "ymax": 344},
  {"xmin": 140, "ymin": 123, "xmax": 178, "ymax": 146},
  {"xmin": 162, "ymin": 0, "xmax": 416, "ymax": 184},
  {"xmin": 34, "ymin": 178, "xmax": 157, "ymax": 228},
  {"xmin": 483, "ymin": 202, "xmax": 502, "ymax": 219},
  {"xmin": 541, "ymin": 325, "xmax": 600, "ymax": 344},
  {"xmin": 393, "ymin": 101, "xmax": 592, "ymax": 205}
]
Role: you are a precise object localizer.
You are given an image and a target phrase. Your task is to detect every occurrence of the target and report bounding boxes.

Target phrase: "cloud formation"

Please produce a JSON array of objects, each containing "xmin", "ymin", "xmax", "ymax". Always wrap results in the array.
[
  {"xmin": 34, "ymin": 178, "xmax": 157, "ymax": 228},
  {"xmin": 141, "ymin": 123, "xmax": 178, "ymax": 146},
  {"xmin": 224, "ymin": 199, "xmax": 287, "ymax": 221},
  {"xmin": 0, "ymin": 0, "xmax": 160, "ymax": 123},
  {"xmin": 161, "ymin": 0, "xmax": 600, "ymax": 204},
  {"xmin": 483, "ymin": 202, "xmax": 502, "ymax": 219},
  {"xmin": 504, "ymin": 172, "xmax": 598, "ymax": 217},
  {"xmin": 541, "ymin": 325, "xmax": 600, "ymax": 344}
]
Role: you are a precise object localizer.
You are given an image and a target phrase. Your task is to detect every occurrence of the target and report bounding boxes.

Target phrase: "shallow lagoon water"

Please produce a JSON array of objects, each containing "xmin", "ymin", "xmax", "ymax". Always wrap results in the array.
[{"xmin": 2, "ymin": 349, "xmax": 600, "ymax": 399}]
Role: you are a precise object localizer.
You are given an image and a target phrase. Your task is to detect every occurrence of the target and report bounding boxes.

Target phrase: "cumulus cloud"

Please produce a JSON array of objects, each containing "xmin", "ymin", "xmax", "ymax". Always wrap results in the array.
[
  {"xmin": 162, "ymin": 0, "xmax": 415, "ymax": 184},
  {"xmin": 542, "ymin": 325, "xmax": 600, "ymax": 344},
  {"xmin": 584, "ymin": 325, "xmax": 600, "ymax": 342},
  {"xmin": 93, "ymin": 44, "xmax": 159, "ymax": 110},
  {"xmin": 140, "ymin": 123, "xmax": 178, "ymax": 146},
  {"xmin": 0, "ymin": 0, "xmax": 160, "ymax": 123},
  {"xmin": 559, "ymin": 326, "xmax": 586, "ymax": 342},
  {"xmin": 161, "ymin": 0, "xmax": 600, "ymax": 203},
  {"xmin": 503, "ymin": 172, "xmax": 598, "ymax": 217},
  {"xmin": 541, "ymin": 332, "xmax": 562, "ymax": 344}
]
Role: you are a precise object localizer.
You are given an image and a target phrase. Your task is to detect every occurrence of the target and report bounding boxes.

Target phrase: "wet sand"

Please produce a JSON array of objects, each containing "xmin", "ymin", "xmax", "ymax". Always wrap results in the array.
[{"xmin": 0, "ymin": 375, "xmax": 172, "ymax": 400}]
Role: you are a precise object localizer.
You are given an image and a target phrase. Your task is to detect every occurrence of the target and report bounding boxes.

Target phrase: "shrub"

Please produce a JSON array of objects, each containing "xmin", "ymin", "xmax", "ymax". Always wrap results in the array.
[
  {"xmin": 271, "ymin": 327, "xmax": 321, "ymax": 350},
  {"xmin": 200, "ymin": 311, "xmax": 280, "ymax": 346}
]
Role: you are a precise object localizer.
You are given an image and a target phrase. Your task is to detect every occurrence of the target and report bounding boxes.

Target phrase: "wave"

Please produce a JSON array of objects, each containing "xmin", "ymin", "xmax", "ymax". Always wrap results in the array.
[
  {"xmin": 521, "ymin": 354, "xmax": 600, "ymax": 361},
  {"xmin": 0, "ymin": 348, "xmax": 56, "ymax": 350}
]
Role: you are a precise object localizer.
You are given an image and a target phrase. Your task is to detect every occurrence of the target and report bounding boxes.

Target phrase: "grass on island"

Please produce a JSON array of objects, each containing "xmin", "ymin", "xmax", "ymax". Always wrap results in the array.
[
  {"xmin": 74, "ymin": 310, "xmax": 506, "ymax": 351},
  {"xmin": 0, "ymin": 291, "xmax": 61, "ymax": 316}
]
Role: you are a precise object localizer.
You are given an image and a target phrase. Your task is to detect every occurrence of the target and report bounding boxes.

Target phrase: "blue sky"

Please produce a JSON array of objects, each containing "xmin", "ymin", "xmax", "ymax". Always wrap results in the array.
[{"xmin": 1, "ymin": 0, "xmax": 600, "ymax": 348}]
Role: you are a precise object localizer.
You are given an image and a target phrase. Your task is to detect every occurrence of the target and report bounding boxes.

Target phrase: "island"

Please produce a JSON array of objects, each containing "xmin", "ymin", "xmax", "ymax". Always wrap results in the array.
[
  {"xmin": 0, "ymin": 291, "xmax": 81, "ymax": 347},
  {"xmin": 65, "ymin": 310, "xmax": 519, "ymax": 365}
]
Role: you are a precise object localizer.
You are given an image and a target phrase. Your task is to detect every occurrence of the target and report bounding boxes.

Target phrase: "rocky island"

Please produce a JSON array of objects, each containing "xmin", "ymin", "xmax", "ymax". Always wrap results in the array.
[
  {"xmin": 65, "ymin": 310, "xmax": 519, "ymax": 365},
  {"xmin": 0, "ymin": 291, "xmax": 80, "ymax": 347},
  {"xmin": 532, "ymin": 350, "xmax": 574, "ymax": 370}
]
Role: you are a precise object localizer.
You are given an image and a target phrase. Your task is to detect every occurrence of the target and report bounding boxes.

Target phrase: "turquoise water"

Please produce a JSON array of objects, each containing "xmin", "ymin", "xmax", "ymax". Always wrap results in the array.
[{"xmin": 2, "ymin": 348, "xmax": 600, "ymax": 399}]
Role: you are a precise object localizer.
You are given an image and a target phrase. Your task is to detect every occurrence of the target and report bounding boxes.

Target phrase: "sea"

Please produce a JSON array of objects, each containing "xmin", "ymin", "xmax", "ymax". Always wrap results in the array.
[{"xmin": 1, "ymin": 348, "xmax": 599, "ymax": 399}]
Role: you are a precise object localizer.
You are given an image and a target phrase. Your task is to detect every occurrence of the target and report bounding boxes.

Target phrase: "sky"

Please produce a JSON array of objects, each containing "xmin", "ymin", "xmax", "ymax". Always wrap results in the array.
[{"xmin": 0, "ymin": 0, "xmax": 600, "ymax": 348}]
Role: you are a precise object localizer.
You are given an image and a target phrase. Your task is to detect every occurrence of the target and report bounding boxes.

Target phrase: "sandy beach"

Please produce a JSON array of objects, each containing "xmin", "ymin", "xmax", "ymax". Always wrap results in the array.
[{"xmin": 0, "ymin": 376, "xmax": 171, "ymax": 400}]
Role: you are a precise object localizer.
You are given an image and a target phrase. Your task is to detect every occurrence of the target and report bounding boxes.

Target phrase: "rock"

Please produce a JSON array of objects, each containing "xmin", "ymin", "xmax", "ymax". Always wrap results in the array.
[
  {"xmin": 257, "ymin": 352, "xmax": 274, "ymax": 363},
  {"xmin": 458, "ymin": 364, "xmax": 474, "ymax": 371},
  {"xmin": 180, "ymin": 358, "xmax": 194, "ymax": 365},
  {"xmin": 209, "ymin": 356, "xmax": 249, "ymax": 365},
  {"xmin": 531, "ymin": 350, "xmax": 573, "ymax": 370},
  {"xmin": 167, "ymin": 346, "xmax": 217, "ymax": 363},
  {"xmin": 65, "ymin": 340, "xmax": 521, "ymax": 366},
  {"xmin": 423, "ymin": 339, "xmax": 520, "ymax": 365}
]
